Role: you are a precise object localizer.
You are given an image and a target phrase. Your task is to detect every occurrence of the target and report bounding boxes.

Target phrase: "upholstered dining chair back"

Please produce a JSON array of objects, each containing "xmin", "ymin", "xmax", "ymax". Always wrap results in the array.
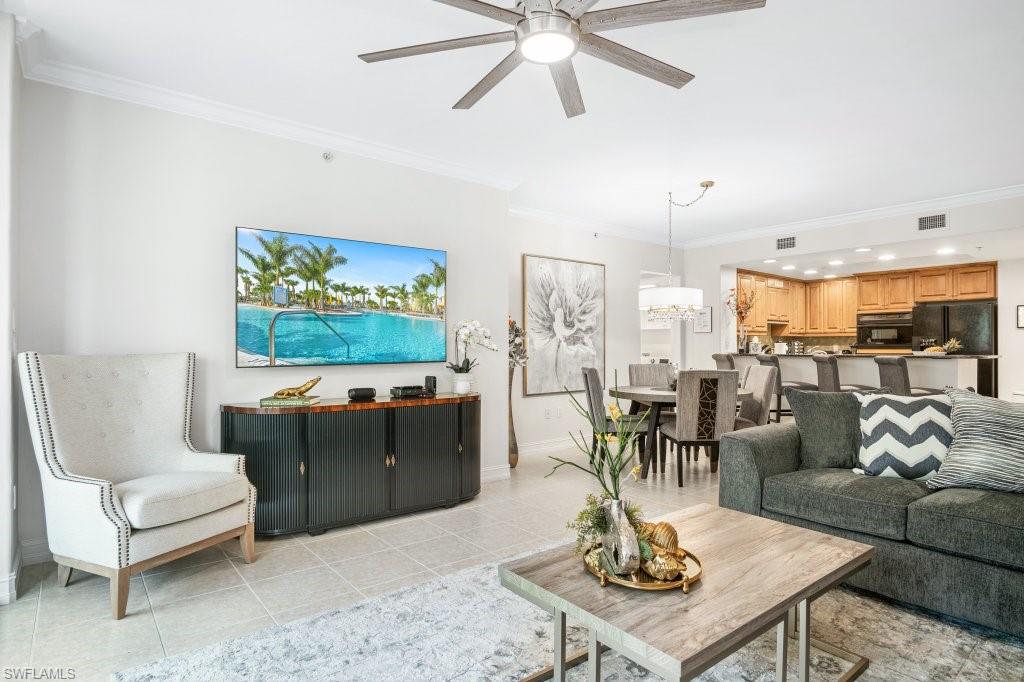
[
  {"xmin": 755, "ymin": 354, "xmax": 784, "ymax": 394},
  {"xmin": 581, "ymin": 367, "xmax": 608, "ymax": 432},
  {"xmin": 874, "ymin": 357, "xmax": 911, "ymax": 396},
  {"xmin": 628, "ymin": 363, "xmax": 675, "ymax": 388},
  {"xmin": 812, "ymin": 354, "xmax": 844, "ymax": 392},
  {"xmin": 711, "ymin": 354, "xmax": 735, "ymax": 371},
  {"xmin": 673, "ymin": 370, "xmax": 739, "ymax": 442},
  {"xmin": 737, "ymin": 365, "xmax": 777, "ymax": 427},
  {"xmin": 20, "ymin": 353, "xmax": 199, "ymax": 484}
]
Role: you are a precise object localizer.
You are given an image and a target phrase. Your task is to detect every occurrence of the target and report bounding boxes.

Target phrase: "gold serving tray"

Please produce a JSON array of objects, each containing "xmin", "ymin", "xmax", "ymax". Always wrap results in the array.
[{"xmin": 585, "ymin": 546, "xmax": 703, "ymax": 593}]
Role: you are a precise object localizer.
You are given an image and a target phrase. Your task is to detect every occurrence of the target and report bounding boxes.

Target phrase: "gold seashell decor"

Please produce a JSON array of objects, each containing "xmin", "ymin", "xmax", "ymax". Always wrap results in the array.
[
  {"xmin": 642, "ymin": 550, "xmax": 683, "ymax": 581},
  {"xmin": 643, "ymin": 521, "xmax": 679, "ymax": 554}
]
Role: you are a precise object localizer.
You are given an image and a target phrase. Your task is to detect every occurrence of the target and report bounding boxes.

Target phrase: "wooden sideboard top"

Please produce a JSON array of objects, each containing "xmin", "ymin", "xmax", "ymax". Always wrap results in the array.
[{"xmin": 221, "ymin": 392, "xmax": 480, "ymax": 414}]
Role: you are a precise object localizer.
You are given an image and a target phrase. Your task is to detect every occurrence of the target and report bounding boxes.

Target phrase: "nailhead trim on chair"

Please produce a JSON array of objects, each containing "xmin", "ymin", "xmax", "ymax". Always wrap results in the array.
[{"xmin": 24, "ymin": 352, "xmax": 132, "ymax": 568}]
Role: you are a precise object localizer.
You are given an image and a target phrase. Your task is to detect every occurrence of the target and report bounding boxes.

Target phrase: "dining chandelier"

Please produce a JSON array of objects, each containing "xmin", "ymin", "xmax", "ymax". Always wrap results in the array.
[{"xmin": 639, "ymin": 181, "xmax": 714, "ymax": 321}]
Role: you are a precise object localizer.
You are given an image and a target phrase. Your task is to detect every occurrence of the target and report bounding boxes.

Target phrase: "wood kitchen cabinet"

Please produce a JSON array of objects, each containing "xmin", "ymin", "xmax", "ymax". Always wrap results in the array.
[
  {"xmin": 789, "ymin": 281, "xmax": 806, "ymax": 334},
  {"xmin": 767, "ymin": 279, "xmax": 790, "ymax": 322},
  {"xmin": 842, "ymin": 278, "xmax": 859, "ymax": 333},
  {"xmin": 737, "ymin": 273, "xmax": 766, "ymax": 334},
  {"xmin": 915, "ymin": 268, "xmax": 954, "ymax": 302},
  {"xmin": 823, "ymin": 280, "xmax": 845, "ymax": 332},
  {"xmin": 857, "ymin": 272, "xmax": 913, "ymax": 312},
  {"xmin": 952, "ymin": 264, "xmax": 996, "ymax": 300},
  {"xmin": 806, "ymin": 281, "xmax": 823, "ymax": 334}
]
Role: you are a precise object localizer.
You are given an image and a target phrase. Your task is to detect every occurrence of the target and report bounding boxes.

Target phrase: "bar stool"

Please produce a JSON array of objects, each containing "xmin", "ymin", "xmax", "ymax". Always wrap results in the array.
[
  {"xmin": 812, "ymin": 354, "xmax": 873, "ymax": 393},
  {"xmin": 874, "ymin": 357, "xmax": 945, "ymax": 397},
  {"xmin": 757, "ymin": 354, "xmax": 817, "ymax": 422},
  {"xmin": 713, "ymin": 353, "xmax": 749, "ymax": 387}
]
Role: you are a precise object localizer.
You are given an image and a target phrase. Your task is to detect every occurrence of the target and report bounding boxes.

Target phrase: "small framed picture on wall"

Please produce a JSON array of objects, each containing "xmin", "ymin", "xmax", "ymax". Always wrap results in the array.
[
  {"xmin": 1017, "ymin": 305, "xmax": 1024, "ymax": 329},
  {"xmin": 693, "ymin": 306, "xmax": 713, "ymax": 333}
]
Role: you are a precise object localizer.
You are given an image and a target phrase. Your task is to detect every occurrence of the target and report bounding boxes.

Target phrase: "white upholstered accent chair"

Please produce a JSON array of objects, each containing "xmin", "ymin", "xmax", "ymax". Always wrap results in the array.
[{"xmin": 18, "ymin": 352, "xmax": 256, "ymax": 619}]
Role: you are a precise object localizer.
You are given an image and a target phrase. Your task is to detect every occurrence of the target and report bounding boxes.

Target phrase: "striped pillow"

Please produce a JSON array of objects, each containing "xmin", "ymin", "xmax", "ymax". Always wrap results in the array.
[
  {"xmin": 856, "ymin": 393, "xmax": 953, "ymax": 480},
  {"xmin": 928, "ymin": 389, "xmax": 1024, "ymax": 492}
]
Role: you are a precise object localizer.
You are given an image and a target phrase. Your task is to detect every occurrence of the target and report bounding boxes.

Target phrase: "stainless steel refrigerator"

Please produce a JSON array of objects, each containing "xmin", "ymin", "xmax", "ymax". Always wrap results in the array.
[{"xmin": 912, "ymin": 301, "xmax": 997, "ymax": 354}]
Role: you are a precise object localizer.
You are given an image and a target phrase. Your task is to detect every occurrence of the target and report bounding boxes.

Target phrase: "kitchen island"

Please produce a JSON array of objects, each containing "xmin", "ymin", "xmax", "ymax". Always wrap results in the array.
[{"xmin": 732, "ymin": 353, "xmax": 998, "ymax": 396}]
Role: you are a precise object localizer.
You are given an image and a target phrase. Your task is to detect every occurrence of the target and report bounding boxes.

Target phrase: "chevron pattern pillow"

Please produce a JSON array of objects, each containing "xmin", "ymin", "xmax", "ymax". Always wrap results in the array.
[
  {"xmin": 928, "ymin": 389, "xmax": 1024, "ymax": 492},
  {"xmin": 856, "ymin": 393, "xmax": 953, "ymax": 480}
]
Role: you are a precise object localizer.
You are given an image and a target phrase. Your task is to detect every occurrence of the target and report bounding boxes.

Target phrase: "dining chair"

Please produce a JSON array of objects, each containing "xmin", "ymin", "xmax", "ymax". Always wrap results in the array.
[
  {"xmin": 874, "ymin": 357, "xmax": 945, "ymax": 396},
  {"xmin": 628, "ymin": 363, "xmax": 675, "ymax": 388},
  {"xmin": 756, "ymin": 354, "xmax": 817, "ymax": 422},
  {"xmin": 733, "ymin": 365, "xmax": 777, "ymax": 430},
  {"xmin": 813, "ymin": 354, "xmax": 873, "ymax": 392},
  {"xmin": 711, "ymin": 353, "xmax": 734, "ymax": 371},
  {"xmin": 658, "ymin": 370, "xmax": 739, "ymax": 486},
  {"xmin": 582, "ymin": 367, "xmax": 648, "ymax": 458}
]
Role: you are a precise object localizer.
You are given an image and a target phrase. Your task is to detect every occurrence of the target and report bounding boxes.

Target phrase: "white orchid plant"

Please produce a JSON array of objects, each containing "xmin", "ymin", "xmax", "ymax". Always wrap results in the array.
[{"xmin": 448, "ymin": 320, "xmax": 499, "ymax": 373}]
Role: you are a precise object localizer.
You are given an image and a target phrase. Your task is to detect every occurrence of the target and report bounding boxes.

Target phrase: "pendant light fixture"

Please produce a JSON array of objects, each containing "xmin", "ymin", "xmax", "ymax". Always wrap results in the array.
[{"xmin": 639, "ymin": 181, "xmax": 714, "ymax": 321}]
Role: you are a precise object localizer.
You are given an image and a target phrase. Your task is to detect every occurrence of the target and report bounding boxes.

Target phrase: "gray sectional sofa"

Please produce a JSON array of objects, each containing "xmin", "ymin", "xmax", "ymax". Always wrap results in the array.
[{"xmin": 719, "ymin": 422, "xmax": 1024, "ymax": 637}]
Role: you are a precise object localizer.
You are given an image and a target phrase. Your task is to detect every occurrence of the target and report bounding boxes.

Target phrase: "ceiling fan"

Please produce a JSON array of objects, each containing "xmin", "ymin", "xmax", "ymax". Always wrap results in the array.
[{"xmin": 358, "ymin": 0, "xmax": 766, "ymax": 118}]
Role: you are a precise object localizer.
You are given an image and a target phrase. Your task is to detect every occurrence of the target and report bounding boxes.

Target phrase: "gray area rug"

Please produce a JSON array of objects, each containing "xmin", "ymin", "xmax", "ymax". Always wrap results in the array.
[{"xmin": 119, "ymin": 556, "xmax": 1024, "ymax": 681}]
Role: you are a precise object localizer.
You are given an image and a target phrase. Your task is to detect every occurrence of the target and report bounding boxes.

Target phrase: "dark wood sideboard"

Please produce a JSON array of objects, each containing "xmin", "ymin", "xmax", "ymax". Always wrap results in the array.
[{"xmin": 221, "ymin": 393, "xmax": 481, "ymax": 536}]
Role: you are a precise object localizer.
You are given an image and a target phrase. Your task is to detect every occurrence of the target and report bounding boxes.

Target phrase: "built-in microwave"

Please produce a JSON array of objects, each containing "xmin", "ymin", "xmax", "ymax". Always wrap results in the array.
[{"xmin": 856, "ymin": 312, "xmax": 913, "ymax": 347}]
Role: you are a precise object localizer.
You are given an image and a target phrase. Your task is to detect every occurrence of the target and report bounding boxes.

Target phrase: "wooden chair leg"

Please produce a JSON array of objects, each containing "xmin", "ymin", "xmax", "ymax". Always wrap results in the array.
[
  {"xmin": 240, "ymin": 523, "xmax": 256, "ymax": 564},
  {"xmin": 693, "ymin": 446, "xmax": 699, "ymax": 462},
  {"xmin": 111, "ymin": 567, "xmax": 130, "ymax": 620},
  {"xmin": 676, "ymin": 446, "xmax": 684, "ymax": 487},
  {"xmin": 710, "ymin": 444, "xmax": 721, "ymax": 473},
  {"xmin": 56, "ymin": 563, "xmax": 72, "ymax": 588},
  {"xmin": 775, "ymin": 394, "xmax": 782, "ymax": 423}
]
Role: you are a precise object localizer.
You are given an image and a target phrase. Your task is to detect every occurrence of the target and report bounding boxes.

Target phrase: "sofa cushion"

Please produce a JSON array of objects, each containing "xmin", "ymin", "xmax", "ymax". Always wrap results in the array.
[
  {"xmin": 907, "ymin": 488, "xmax": 1024, "ymax": 570},
  {"xmin": 928, "ymin": 389, "xmax": 1024, "ymax": 493},
  {"xmin": 762, "ymin": 468, "xmax": 930, "ymax": 541},
  {"xmin": 115, "ymin": 471, "xmax": 250, "ymax": 529},
  {"xmin": 856, "ymin": 393, "xmax": 953, "ymax": 481},
  {"xmin": 785, "ymin": 389, "xmax": 861, "ymax": 469}
]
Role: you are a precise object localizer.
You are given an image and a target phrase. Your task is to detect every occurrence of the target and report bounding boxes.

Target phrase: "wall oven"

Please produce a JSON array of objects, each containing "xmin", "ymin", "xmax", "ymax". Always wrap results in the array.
[{"xmin": 856, "ymin": 312, "xmax": 913, "ymax": 348}]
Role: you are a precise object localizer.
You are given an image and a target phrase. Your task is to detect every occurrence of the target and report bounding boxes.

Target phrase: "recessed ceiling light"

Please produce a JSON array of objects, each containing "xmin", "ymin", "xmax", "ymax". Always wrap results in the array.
[
  {"xmin": 878, "ymin": 254, "xmax": 896, "ymax": 261},
  {"xmin": 824, "ymin": 274, "xmax": 838, "ymax": 279},
  {"xmin": 763, "ymin": 259, "xmax": 777, "ymax": 264},
  {"xmin": 828, "ymin": 259, "xmax": 844, "ymax": 266},
  {"xmin": 855, "ymin": 247, "xmax": 872, "ymax": 253},
  {"xmin": 936, "ymin": 247, "xmax": 955, "ymax": 255},
  {"xmin": 804, "ymin": 269, "xmax": 818, "ymax": 275},
  {"xmin": 781, "ymin": 265, "xmax": 796, "ymax": 271}
]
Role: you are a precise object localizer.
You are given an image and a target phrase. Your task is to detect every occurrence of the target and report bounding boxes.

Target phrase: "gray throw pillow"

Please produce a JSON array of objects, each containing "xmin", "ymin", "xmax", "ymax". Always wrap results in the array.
[
  {"xmin": 785, "ymin": 388, "xmax": 862, "ymax": 469},
  {"xmin": 928, "ymin": 389, "xmax": 1024, "ymax": 492}
]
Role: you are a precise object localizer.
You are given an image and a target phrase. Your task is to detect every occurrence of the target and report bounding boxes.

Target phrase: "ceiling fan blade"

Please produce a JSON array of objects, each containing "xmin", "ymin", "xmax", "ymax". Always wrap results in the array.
[
  {"xmin": 523, "ymin": 0, "xmax": 554, "ymax": 16},
  {"xmin": 549, "ymin": 60, "xmax": 586, "ymax": 118},
  {"xmin": 578, "ymin": 33, "xmax": 693, "ymax": 88},
  {"xmin": 453, "ymin": 51, "xmax": 525, "ymax": 110},
  {"xmin": 433, "ymin": 0, "xmax": 524, "ymax": 25},
  {"xmin": 580, "ymin": 0, "xmax": 765, "ymax": 33},
  {"xmin": 359, "ymin": 31, "xmax": 515, "ymax": 63},
  {"xmin": 556, "ymin": 0, "xmax": 602, "ymax": 18}
]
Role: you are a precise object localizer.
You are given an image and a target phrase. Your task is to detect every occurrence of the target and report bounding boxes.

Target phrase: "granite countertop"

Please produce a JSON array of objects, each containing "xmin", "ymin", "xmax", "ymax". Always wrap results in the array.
[{"xmin": 732, "ymin": 353, "xmax": 999, "ymax": 360}]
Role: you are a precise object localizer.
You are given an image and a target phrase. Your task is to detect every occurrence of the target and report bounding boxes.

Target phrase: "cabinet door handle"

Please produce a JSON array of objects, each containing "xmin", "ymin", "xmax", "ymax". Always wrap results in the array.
[
  {"xmin": 299, "ymin": 461, "xmax": 305, "ymax": 475},
  {"xmin": 458, "ymin": 443, "xmax": 463, "ymax": 455}
]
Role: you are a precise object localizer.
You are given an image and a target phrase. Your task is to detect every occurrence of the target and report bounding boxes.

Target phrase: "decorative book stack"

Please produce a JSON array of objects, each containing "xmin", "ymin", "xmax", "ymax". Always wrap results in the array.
[{"xmin": 259, "ymin": 395, "xmax": 320, "ymax": 408}]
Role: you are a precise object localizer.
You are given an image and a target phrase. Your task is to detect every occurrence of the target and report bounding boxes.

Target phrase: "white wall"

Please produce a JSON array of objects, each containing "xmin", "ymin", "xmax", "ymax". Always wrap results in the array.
[
  {"xmin": 997, "ymin": 258, "xmax": 1024, "ymax": 400},
  {"xmin": 15, "ymin": 82, "xmax": 510, "ymax": 559},
  {"xmin": 682, "ymin": 196, "xmax": 1024, "ymax": 390},
  {"xmin": 507, "ymin": 212, "xmax": 684, "ymax": 452},
  {"xmin": 0, "ymin": 12, "xmax": 18, "ymax": 603}
]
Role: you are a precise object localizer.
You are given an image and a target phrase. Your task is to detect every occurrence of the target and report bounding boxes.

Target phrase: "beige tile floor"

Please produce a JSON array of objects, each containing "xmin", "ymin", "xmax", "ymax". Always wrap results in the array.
[{"xmin": 1, "ymin": 447, "xmax": 718, "ymax": 679}]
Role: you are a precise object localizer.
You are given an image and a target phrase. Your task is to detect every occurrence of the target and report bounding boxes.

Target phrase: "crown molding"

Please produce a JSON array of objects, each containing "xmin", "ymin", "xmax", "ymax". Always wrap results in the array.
[
  {"xmin": 507, "ymin": 204, "xmax": 667, "ymax": 246},
  {"xmin": 17, "ymin": 54, "xmax": 521, "ymax": 192},
  {"xmin": 680, "ymin": 184, "xmax": 1024, "ymax": 249}
]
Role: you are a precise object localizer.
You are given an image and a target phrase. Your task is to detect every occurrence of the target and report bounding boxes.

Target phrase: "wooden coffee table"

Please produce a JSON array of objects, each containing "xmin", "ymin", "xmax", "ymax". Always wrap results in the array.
[{"xmin": 499, "ymin": 504, "xmax": 875, "ymax": 681}]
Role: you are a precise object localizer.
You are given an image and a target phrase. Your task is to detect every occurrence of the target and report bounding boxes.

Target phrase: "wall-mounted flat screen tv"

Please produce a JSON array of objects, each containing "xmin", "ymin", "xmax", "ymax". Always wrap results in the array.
[{"xmin": 235, "ymin": 227, "xmax": 446, "ymax": 367}]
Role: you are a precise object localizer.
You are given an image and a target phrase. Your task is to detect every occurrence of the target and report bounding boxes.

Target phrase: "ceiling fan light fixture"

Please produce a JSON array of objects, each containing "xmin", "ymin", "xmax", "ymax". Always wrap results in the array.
[{"xmin": 516, "ymin": 14, "xmax": 579, "ymax": 64}]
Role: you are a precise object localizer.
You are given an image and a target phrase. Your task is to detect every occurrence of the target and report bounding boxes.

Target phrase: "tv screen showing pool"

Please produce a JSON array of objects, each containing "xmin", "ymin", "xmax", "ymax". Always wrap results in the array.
[{"xmin": 236, "ymin": 227, "xmax": 447, "ymax": 367}]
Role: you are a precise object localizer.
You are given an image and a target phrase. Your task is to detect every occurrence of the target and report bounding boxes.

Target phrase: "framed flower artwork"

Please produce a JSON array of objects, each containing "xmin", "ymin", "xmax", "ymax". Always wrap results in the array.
[{"xmin": 522, "ymin": 254, "xmax": 605, "ymax": 396}]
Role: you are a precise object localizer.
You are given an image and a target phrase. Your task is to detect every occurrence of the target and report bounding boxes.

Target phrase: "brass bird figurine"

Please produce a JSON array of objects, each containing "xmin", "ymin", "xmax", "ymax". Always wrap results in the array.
[{"xmin": 274, "ymin": 376, "xmax": 321, "ymax": 399}]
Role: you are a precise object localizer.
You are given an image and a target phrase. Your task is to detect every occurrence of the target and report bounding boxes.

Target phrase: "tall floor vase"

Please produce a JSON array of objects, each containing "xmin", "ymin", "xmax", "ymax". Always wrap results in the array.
[{"xmin": 508, "ymin": 365, "xmax": 519, "ymax": 468}]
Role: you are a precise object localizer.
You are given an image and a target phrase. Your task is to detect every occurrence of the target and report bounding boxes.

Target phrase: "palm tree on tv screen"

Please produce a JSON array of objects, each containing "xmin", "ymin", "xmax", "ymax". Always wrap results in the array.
[
  {"xmin": 374, "ymin": 285, "xmax": 390, "ymax": 311},
  {"xmin": 412, "ymin": 274, "xmax": 433, "ymax": 313},
  {"xmin": 255, "ymin": 232, "xmax": 298, "ymax": 285},
  {"xmin": 393, "ymin": 284, "xmax": 410, "ymax": 312},
  {"xmin": 430, "ymin": 259, "xmax": 446, "ymax": 315},
  {"xmin": 301, "ymin": 242, "xmax": 347, "ymax": 311}
]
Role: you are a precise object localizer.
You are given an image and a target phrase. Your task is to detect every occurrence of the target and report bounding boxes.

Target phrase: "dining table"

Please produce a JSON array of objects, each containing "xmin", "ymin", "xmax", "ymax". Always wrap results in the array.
[{"xmin": 608, "ymin": 384, "xmax": 753, "ymax": 480}]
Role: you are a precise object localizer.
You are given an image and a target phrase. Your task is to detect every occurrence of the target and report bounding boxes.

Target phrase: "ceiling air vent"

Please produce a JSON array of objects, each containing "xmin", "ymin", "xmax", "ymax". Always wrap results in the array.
[
  {"xmin": 918, "ymin": 214, "xmax": 947, "ymax": 231},
  {"xmin": 776, "ymin": 236, "xmax": 796, "ymax": 250}
]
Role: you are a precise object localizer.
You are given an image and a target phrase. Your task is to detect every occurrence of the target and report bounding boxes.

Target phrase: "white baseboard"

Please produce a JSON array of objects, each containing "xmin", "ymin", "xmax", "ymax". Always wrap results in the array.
[
  {"xmin": 517, "ymin": 436, "xmax": 575, "ymax": 456},
  {"xmin": 20, "ymin": 537, "xmax": 51, "ymax": 566},
  {"xmin": 481, "ymin": 464, "xmax": 510, "ymax": 483},
  {"xmin": 1, "ymin": 545, "xmax": 22, "ymax": 605}
]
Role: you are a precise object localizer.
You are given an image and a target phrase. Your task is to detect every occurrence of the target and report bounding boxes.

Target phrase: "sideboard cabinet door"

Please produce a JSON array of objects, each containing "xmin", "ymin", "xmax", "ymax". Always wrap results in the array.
[
  {"xmin": 221, "ymin": 412, "xmax": 307, "ymax": 535},
  {"xmin": 459, "ymin": 400, "xmax": 481, "ymax": 500},
  {"xmin": 393, "ymin": 404, "xmax": 459, "ymax": 511},
  {"xmin": 308, "ymin": 410, "xmax": 390, "ymax": 530}
]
